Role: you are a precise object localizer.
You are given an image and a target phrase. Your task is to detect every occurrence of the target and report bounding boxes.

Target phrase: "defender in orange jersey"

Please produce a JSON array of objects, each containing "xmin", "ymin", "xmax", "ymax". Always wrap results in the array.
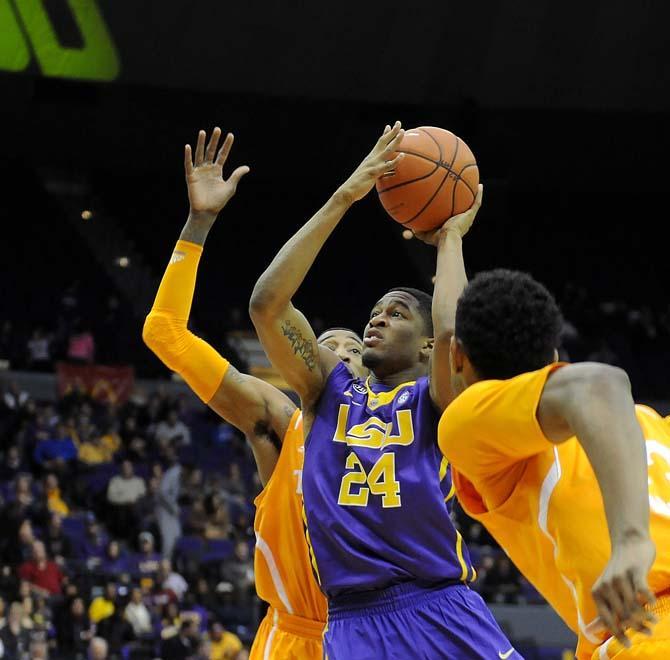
[
  {"xmin": 142, "ymin": 127, "xmax": 367, "ymax": 659},
  {"xmin": 437, "ymin": 268, "xmax": 669, "ymax": 660}
]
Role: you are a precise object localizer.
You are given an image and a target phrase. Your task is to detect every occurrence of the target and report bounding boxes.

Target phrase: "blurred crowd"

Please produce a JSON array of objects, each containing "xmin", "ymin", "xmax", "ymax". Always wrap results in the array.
[
  {"xmin": 3, "ymin": 279, "xmax": 670, "ymax": 399},
  {"xmin": 0, "ymin": 278, "xmax": 668, "ymax": 658},
  {"xmin": 0, "ymin": 380, "xmax": 259, "ymax": 659}
]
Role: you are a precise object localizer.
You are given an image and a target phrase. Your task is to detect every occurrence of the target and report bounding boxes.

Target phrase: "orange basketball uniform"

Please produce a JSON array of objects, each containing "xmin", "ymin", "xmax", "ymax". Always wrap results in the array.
[
  {"xmin": 438, "ymin": 364, "xmax": 670, "ymax": 660},
  {"xmin": 250, "ymin": 410, "xmax": 326, "ymax": 659}
]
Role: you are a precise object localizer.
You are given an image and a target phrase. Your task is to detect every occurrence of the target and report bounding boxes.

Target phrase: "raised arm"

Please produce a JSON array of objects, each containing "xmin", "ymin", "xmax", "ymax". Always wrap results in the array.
[
  {"xmin": 142, "ymin": 128, "xmax": 296, "ymax": 485},
  {"xmin": 538, "ymin": 363, "xmax": 656, "ymax": 647},
  {"xmin": 249, "ymin": 122, "xmax": 405, "ymax": 405},
  {"xmin": 415, "ymin": 184, "xmax": 483, "ymax": 411}
]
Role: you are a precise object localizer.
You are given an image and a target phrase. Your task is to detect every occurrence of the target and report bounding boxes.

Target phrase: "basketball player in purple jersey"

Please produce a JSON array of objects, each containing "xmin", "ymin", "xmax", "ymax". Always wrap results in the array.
[{"xmin": 249, "ymin": 122, "xmax": 520, "ymax": 659}]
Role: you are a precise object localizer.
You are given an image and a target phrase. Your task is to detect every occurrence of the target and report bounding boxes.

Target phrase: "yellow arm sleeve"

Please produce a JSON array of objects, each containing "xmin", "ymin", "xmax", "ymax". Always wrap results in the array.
[{"xmin": 143, "ymin": 240, "xmax": 229, "ymax": 403}]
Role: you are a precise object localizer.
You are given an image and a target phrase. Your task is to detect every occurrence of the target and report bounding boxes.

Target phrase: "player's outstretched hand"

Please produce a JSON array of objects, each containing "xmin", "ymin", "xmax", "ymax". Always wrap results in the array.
[
  {"xmin": 591, "ymin": 535, "xmax": 657, "ymax": 648},
  {"xmin": 184, "ymin": 127, "xmax": 250, "ymax": 217},
  {"xmin": 339, "ymin": 122, "xmax": 405, "ymax": 203},
  {"xmin": 413, "ymin": 184, "xmax": 483, "ymax": 246}
]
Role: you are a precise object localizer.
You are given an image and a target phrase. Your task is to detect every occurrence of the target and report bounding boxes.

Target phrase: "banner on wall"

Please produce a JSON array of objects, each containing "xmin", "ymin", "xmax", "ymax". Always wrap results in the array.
[{"xmin": 56, "ymin": 363, "xmax": 134, "ymax": 405}]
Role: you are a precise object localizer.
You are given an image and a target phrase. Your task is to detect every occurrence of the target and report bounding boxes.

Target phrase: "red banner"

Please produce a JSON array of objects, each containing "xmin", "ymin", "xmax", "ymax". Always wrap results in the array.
[{"xmin": 56, "ymin": 363, "xmax": 135, "ymax": 405}]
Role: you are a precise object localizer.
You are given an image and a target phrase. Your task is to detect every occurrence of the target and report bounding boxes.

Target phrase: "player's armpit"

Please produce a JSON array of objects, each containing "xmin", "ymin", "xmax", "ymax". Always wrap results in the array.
[{"xmin": 209, "ymin": 366, "xmax": 297, "ymax": 485}]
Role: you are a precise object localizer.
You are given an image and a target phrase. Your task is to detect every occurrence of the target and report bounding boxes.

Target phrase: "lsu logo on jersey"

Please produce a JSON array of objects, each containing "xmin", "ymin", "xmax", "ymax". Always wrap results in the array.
[{"xmin": 332, "ymin": 405, "xmax": 415, "ymax": 449}]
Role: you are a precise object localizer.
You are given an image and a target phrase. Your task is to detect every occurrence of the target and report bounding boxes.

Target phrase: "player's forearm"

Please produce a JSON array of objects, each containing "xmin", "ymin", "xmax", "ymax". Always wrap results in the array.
[
  {"xmin": 249, "ymin": 190, "xmax": 352, "ymax": 318},
  {"xmin": 432, "ymin": 230, "xmax": 467, "ymax": 341},
  {"xmin": 143, "ymin": 239, "xmax": 229, "ymax": 404},
  {"xmin": 559, "ymin": 367, "xmax": 650, "ymax": 544}
]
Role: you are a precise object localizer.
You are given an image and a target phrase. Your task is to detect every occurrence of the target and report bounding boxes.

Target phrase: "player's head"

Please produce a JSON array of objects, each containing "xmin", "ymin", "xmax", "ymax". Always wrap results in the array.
[
  {"xmin": 363, "ymin": 287, "xmax": 433, "ymax": 377},
  {"xmin": 317, "ymin": 328, "xmax": 367, "ymax": 378},
  {"xmin": 451, "ymin": 269, "xmax": 562, "ymax": 391}
]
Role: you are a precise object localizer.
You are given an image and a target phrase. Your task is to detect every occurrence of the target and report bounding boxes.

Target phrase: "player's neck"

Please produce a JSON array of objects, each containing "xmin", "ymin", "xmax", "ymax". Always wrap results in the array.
[{"xmin": 369, "ymin": 364, "xmax": 426, "ymax": 389}]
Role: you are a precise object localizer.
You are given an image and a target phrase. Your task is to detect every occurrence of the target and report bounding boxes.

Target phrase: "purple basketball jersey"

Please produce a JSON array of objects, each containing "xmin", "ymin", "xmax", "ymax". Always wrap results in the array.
[{"xmin": 303, "ymin": 362, "xmax": 474, "ymax": 598}]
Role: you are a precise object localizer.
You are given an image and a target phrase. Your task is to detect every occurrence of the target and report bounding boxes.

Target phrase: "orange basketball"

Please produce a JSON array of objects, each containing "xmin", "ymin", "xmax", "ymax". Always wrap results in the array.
[{"xmin": 376, "ymin": 126, "xmax": 479, "ymax": 232}]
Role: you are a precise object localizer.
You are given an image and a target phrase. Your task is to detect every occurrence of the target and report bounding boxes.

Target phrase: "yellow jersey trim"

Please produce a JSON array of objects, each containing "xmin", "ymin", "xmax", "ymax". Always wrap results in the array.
[
  {"xmin": 455, "ymin": 531, "xmax": 469, "ymax": 581},
  {"xmin": 365, "ymin": 377, "xmax": 416, "ymax": 410},
  {"xmin": 439, "ymin": 456, "xmax": 449, "ymax": 482},
  {"xmin": 302, "ymin": 505, "xmax": 322, "ymax": 585}
]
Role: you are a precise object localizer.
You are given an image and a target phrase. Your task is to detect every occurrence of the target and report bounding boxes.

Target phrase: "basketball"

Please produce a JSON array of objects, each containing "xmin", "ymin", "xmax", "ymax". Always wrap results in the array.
[{"xmin": 376, "ymin": 126, "xmax": 479, "ymax": 232}]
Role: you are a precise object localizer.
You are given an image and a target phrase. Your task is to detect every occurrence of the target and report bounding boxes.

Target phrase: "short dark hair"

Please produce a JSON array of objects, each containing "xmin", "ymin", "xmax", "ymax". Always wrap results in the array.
[
  {"xmin": 317, "ymin": 328, "xmax": 363, "ymax": 345},
  {"xmin": 387, "ymin": 287, "xmax": 433, "ymax": 336},
  {"xmin": 455, "ymin": 269, "xmax": 562, "ymax": 380}
]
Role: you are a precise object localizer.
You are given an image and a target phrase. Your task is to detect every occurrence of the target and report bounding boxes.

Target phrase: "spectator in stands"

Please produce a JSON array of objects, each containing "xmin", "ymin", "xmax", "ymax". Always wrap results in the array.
[
  {"xmin": 209, "ymin": 621, "xmax": 242, "ymax": 660},
  {"xmin": 44, "ymin": 512, "xmax": 73, "ymax": 564},
  {"xmin": 180, "ymin": 592, "xmax": 209, "ymax": 634},
  {"xmin": 156, "ymin": 449, "xmax": 182, "ymax": 559},
  {"xmin": 80, "ymin": 514, "xmax": 108, "ymax": 565},
  {"xmin": 220, "ymin": 541, "xmax": 254, "ymax": 622},
  {"xmin": 26, "ymin": 328, "xmax": 51, "ymax": 371},
  {"xmin": 28, "ymin": 637, "xmax": 49, "ymax": 659},
  {"xmin": 204, "ymin": 494, "xmax": 233, "ymax": 540},
  {"xmin": 43, "ymin": 473, "xmax": 70, "ymax": 516},
  {"xmin": 481, "ymin": 556, "xmax": 523, "ymax": 605},
  {"xmin": 0, "ymin": 446, "xmax": 25, "ymax": 481},
  {"xmin": 0, "ymin": 602, "xmax": 31, "ymax": 658},
  {"xmin": 101, "ymin": 540, "xmax": 130, "ymax": 577},
  {"xmin": 124, "ymin": 586, "xmax": 152, "ymax": 636},
  {"xmin": 2, "ymin": 380, "xmax": 30, "ymax": 412},
  {"xmin": 120, "ymin": 415, "xmax": 149, "ymax": 461},
  {"xmin": 183, "ymin": 497, "xmax": 208, "ymax": 537},
  {"xmin": 89, "ymin": 581, "xmax": 117, "ymax": 624},
  {"xmin": 134, "ymin": 531, "xmax": 161, "ymax": 584},
  {"xmin": 18, "ymin": 540, "xmax": 64, "ymax": 596},
  {"xmin": 106, "ymin": 459, "xmax": 146, "ymax": 540},
  {"xmin": 78, "ymin": 425, "xmax": 119, "ymax": 466},
  {"xmin": 88, "ymin": 636, "xmax": 109, "ymax": 660},
  {"xmin": 67, "ymin": 320, "xmax": 95, "ymax": 364},
  {"xmin": 180, "ymin": 467, "xmax": 204, "ymax": 507},
  {"xmin": 0, "ymin": 320, "xmax": 19, "ymax": 367},
  {"xmin": 160, "ymin": 618, "xmax": 199, "ymax": 660},
  {"xmin": 192, "ymin": 638, "xmax": 212, "ymax": 660},
  {"xmin": 220, "ymin": 463, "xmax": 247, "ymax": 503},
  {"xmin": 155, "ymin": 409, "xmax": 192, "ymax": 448},
  {"xmin": 56, "ymin": 596, "xmax": 93, "ymax": 656},
  {"xmin": 136, "ymin": 474, "xmax": 160, "ymax": 538},
  {"xmin": 95, "ymin": 604, "xmax": 134, "ymax": 656},
  {"xmin": 193, "ymin": 578, "xmax": 218, "ymax": 622},
  {"xmin": 159, "ymin": 558, "xmax": 188, "ymax": 602},
  {"xmin": 3, "ymin": 519, "xmax": 37, "ymax": 567},
  {"xmin": 33, "ymin": 424, "xmax": 77, "ymax": 475}
]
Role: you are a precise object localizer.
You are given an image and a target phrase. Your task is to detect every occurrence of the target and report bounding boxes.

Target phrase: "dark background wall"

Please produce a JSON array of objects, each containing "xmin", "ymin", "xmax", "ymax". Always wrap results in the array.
[{"xmin": 1, "ymin": 0, "xmax": 669, "ymax": 393}]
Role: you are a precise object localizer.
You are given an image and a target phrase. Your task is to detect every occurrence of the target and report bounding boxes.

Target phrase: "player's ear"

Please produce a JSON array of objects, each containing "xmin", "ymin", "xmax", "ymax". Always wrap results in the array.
[
  {"xmin": 450, "ymin": 336, "xmax": 465, "ymax": 374},
  {"xmin": 420, "ymin": 337, "xmax": 434, "ymax": 362}
]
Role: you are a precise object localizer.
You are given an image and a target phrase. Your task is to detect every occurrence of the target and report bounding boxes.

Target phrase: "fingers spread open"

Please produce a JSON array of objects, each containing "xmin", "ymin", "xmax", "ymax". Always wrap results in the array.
[
  {"xmin": 184, "ymin": 144, "xmax": 194, "ymax": 176},
  {"xmin": 194, "ymin": 130, "xmax": 206, "ymax": 166},
  {"xmin": 205, "ymin": 127, "xmax": 222, "ymax": 162},
  {"xmin": 216, "ymin": 133, "xmax": 235, "ymax": 167}
]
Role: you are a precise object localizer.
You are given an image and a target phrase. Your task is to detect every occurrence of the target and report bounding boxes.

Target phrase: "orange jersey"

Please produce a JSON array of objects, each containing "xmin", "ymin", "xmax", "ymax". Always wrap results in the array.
[
  {"xmin": 438, "ymin": 364, "xmax": 670, "ymax": 660},
  {"xmin": 253, "ymin": 409, "xmax": 327, "ymax": 624}
]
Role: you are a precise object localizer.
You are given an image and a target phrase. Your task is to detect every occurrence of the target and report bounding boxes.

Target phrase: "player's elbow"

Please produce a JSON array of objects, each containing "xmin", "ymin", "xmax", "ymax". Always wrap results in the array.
[
  {"xmin": 249, "ymin": 283, "xmax": 282, "ymax": 323},
  {"xmin": 142, "ymin": 312, "xmax": 187, "ymax": 370},
  {"xmin": 565, "ymin": 363, "xmax": 632, "ymax": 408},
  {"xmin": 581, "ymin": 363, "xmax": 631, "ymax": 394}
]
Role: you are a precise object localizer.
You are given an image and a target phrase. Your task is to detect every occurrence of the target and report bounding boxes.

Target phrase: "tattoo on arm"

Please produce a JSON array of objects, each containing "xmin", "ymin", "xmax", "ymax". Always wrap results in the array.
[{"xmin": 281, "ymin": 321, "xmax": 317, "ymax": 371}]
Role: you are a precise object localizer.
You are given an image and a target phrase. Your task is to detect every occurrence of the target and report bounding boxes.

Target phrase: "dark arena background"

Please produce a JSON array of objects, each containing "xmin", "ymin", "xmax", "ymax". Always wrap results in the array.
[{"xmin": 0, "ymin": 1, "xmax": 668, "ymax": 658}]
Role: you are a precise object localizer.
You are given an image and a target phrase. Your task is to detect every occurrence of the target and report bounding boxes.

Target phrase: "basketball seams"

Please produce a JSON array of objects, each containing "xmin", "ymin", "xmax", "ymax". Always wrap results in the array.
[
  {"xmin": 382, "ymin": 130, "xmax": 475, "ymax": 197},
  {"xmin": 378, "ymin": 127, "xmax": 479, "ymax": 230},
  {"xmin": 399, "ymin": 170, "xmax": 451, "ymax": 226},
  {"xmin": 377, "ymin": 156, "xmax": 440, "ymax": 194}
]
